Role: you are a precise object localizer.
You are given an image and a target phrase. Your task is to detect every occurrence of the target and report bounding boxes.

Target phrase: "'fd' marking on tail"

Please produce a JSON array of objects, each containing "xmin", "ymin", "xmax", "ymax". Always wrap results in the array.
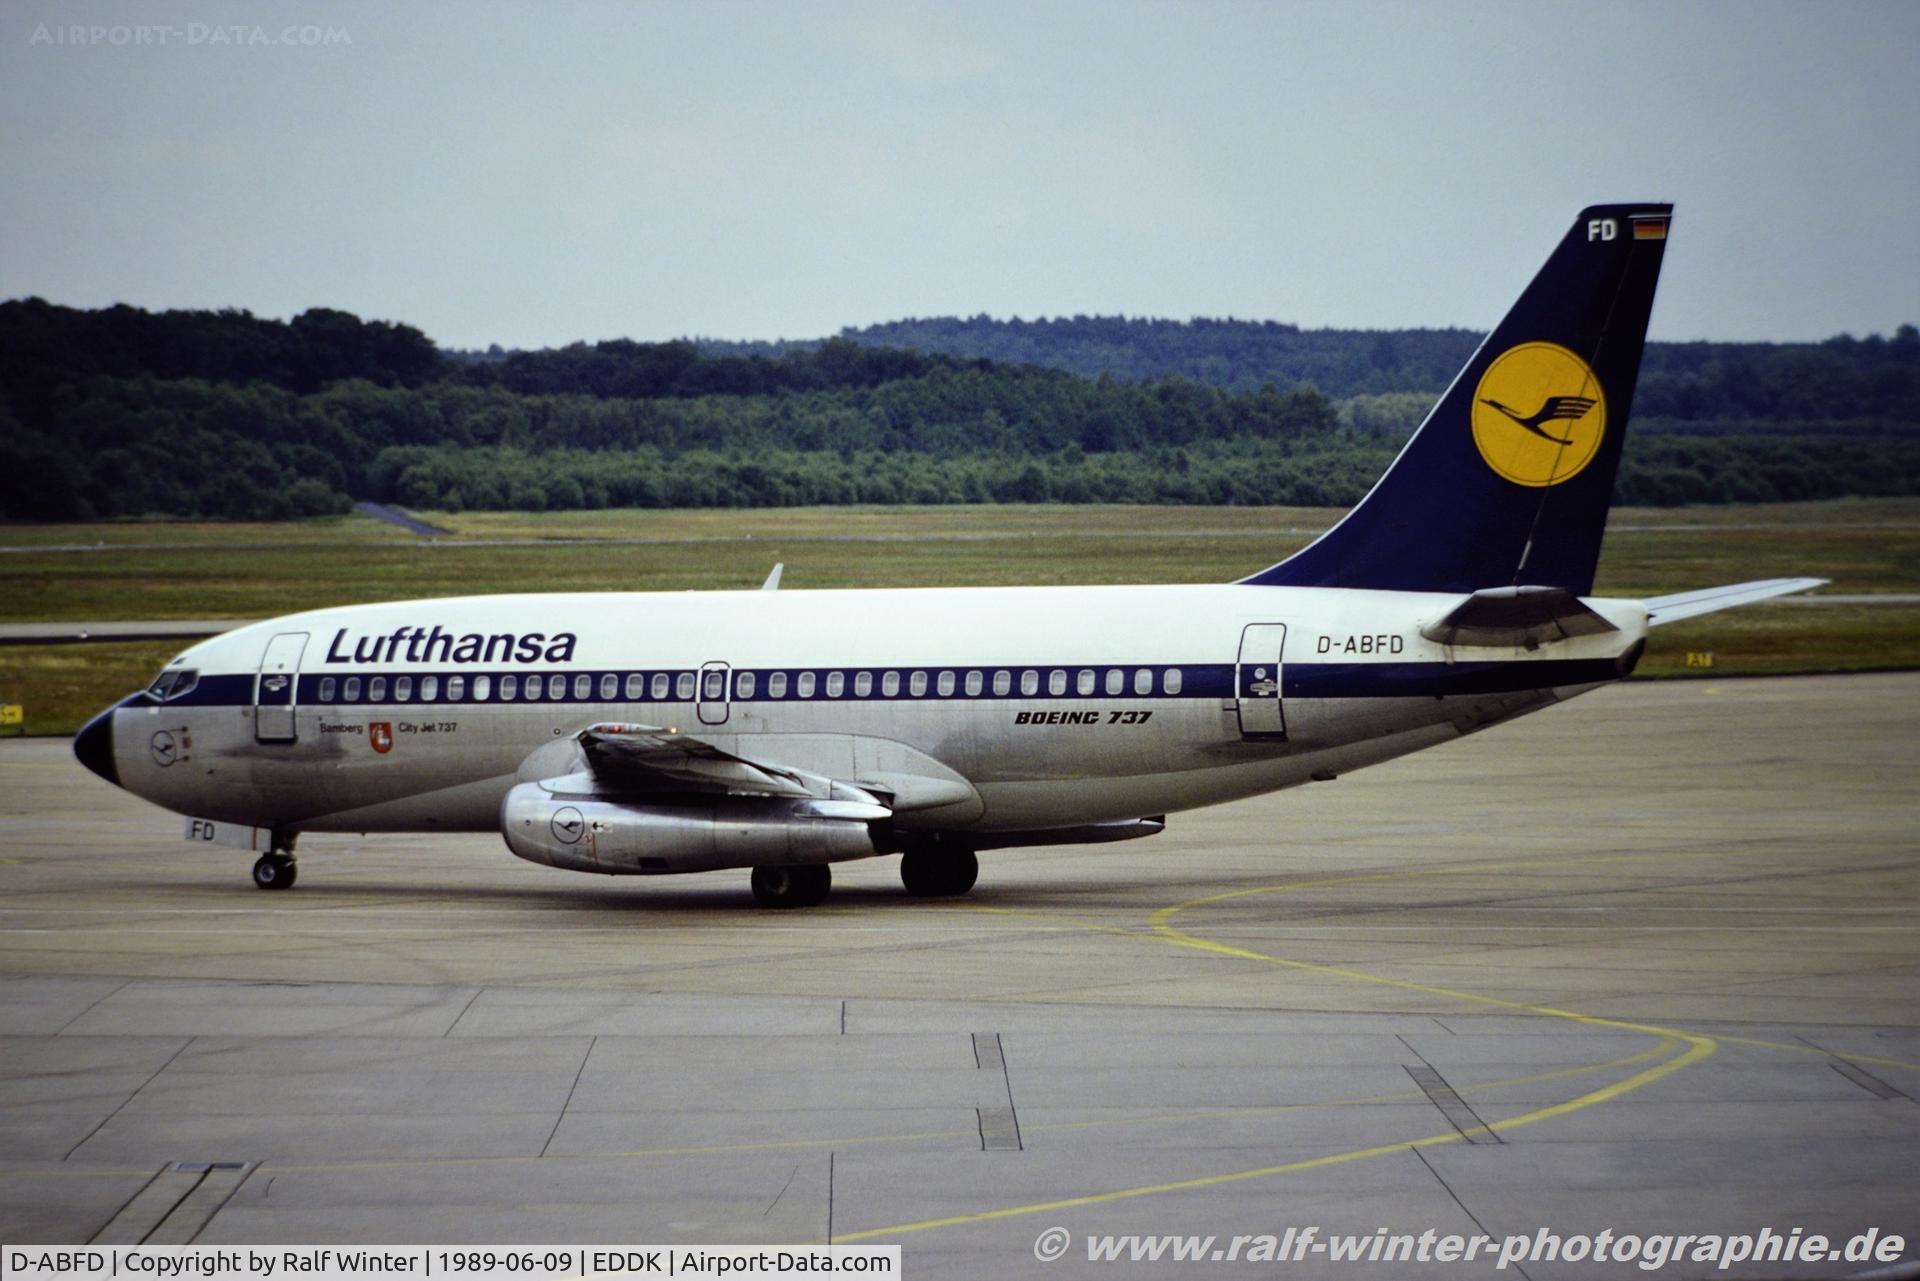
[{"xmin": 1477, "ymin": 394, "xmax": 1598, "ymax": 445}]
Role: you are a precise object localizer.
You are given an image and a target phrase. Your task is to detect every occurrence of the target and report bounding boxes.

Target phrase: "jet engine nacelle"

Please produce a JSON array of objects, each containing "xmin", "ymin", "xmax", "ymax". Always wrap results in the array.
[{"xmin": 501, "ymin": 779, "xmax": 888, "ymax": 875}]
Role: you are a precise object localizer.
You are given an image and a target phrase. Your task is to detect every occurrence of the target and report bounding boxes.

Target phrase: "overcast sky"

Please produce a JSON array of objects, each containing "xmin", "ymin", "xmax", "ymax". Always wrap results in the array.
[{"xmin": 3, "ymin": 0, "xmax": 1915, "ymax": 349}]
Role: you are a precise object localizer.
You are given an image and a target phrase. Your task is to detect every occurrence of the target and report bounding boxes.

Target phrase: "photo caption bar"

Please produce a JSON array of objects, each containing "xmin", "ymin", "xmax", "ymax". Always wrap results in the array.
[{"xmin": 2, "ymin": 1247, "xmax": 899, "ymax": 1281}]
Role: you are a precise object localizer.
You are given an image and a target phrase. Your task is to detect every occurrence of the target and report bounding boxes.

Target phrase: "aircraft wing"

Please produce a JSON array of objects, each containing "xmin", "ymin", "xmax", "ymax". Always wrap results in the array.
[
  {"xmin": 576, "ymin": 722, "xmax": 825, "ymax": 798},
  {"xmin": 1644, "ymin": 577, "xmax": 1828, "ymax": 626},
  {"xmin": 572, "ymin": 722, "xmax": 886, "ymax": 806}
]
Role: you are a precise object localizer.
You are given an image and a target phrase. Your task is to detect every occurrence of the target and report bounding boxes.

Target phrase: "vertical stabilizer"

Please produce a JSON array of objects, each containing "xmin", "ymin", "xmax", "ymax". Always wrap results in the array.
[{"xmin": 1243, "ymin": 204, "xmax": 1671, "ymax": 595}]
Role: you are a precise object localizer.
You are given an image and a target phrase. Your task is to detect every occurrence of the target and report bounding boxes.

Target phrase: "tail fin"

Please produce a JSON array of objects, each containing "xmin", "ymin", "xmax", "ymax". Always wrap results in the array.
[{"xmin": 1243, "ymin": 203, "xmax": 1672, "ymax": 595}]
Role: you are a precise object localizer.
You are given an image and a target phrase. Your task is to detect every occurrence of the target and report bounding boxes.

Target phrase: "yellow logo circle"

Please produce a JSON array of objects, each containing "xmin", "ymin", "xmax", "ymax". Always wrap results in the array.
[{"xmin": 1470, "ymin": 342, "xmax": 1607, "ymax": 487}]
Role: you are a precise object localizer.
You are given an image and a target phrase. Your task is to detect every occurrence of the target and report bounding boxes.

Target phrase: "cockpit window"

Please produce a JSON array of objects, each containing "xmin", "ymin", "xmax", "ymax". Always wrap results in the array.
[{"xmin": 145, "ymin": 668, "xmax": 199, "ymax": 702}]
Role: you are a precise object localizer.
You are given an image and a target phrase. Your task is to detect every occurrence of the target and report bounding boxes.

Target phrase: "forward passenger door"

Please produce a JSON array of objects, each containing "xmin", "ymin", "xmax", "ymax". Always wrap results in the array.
[{"xmin": 254, "ymin": 632, "xmax": 309, "ymax": 743}]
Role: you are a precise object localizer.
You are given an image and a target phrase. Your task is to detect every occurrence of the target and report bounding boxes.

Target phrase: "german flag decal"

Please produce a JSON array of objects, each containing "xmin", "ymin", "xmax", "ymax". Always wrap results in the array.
[{"xmin": 1631, "ymin": 215, "xmax": 1669, "ymax": 240}]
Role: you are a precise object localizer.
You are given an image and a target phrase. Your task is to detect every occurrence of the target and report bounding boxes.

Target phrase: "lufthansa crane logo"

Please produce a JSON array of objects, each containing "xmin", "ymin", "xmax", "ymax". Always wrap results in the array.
[
  {"xmin": 550, "ymin": 806, "xmax": 586, "ymax": 845},
  {"xmin": 1470, "ymin": 342, "xmax": 1607, "ymax": 487}
]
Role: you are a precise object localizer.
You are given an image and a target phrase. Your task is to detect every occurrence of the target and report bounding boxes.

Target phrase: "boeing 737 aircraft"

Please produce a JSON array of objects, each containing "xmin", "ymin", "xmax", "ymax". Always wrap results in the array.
[{"xmin": 73, "ymin": 204, "xmax": 1822, "ymax": 906}]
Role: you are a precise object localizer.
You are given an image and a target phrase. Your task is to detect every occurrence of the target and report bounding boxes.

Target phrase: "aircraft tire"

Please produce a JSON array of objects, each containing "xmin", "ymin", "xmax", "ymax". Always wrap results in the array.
[
  {"xmin": 940, "ymin": 849, "xmax": 979, "ymax": 896},
  {"xmin": 751, "ymin": 863, "xmax": 829, "ymax": 909},
  {"xmin": 900, "ymin": 849, "xmax": 940, "ymax": 897},
  {"xmin": 901, "ymin": 847, "xmax": 977, "ymax": 897},
  {"xmin": 252, "ymin": 854, "xmax": 297, "ymax": 891}
]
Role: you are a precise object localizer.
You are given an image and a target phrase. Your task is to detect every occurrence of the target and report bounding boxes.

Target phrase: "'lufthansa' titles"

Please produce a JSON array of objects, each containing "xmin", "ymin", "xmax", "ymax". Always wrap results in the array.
[{"xmin": 325, "ymin": 625, "xmax": 578, "ymax": 665}]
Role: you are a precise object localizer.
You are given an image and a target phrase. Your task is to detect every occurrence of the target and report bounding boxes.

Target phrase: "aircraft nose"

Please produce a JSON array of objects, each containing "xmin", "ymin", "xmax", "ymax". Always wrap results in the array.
[{"xmin": 73, "ymin": 705, "xmax": 119, "ymax": 787}]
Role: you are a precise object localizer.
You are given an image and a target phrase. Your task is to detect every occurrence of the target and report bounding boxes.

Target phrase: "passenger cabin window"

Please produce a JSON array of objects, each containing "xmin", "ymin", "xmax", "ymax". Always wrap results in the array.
[
  {"xmin": 798, "ymin": 672, "xmax": 817, "ymax": 697},
  {"xmin": 394, "ymin": 676, "xmax": 413, "ymax": 701},
  {"xmin": 318, "ymin": 677, "xmax": 336, "ymax": 702},
  {"xmin": 343, "ymin": 676, "xmax": 361, "ymax": 702},
  {"xmin": 994, "ymin": 670, "xmax": 1012, "ymax": 696},
  {"xmin": 825, "ymin": 672, "xmax": 843, "ymax": 698},
  {"xmin": 472, "ymin": 675, "xmax": 489, "ymax": 701},
  {"xmin": 574, "ymin": 674, "xmax": 591, "ymax": 700},
  {"xmin": 703, "ymin": 670, "xmax": 726, "ymax": 700},
  {"xmin": 547, "ymin": 674, "xmax": 565, "ymax": 700},
  {"xmin": 738, "ymin": 672, "xmax": 756, "ymax": 699},
  {"xmin": 1105, "ymin": 669, "xmax": 1124, "ymax": 695},
  {"xmin": 496, "ymin": 674, "xmax": 515, "ymax": 701},
  {"xmin": 1020, "ymin": 670, "xmax": 1038, "ymax": 696},
  {"xmin": 882, "ymin": 671, "xmax": 900, "ymax": 697},
  {"xmin": 601, "ymin": 674, "xmax": 619, "ymax": 700},
  {"xmin": 369, "ymin": 676, "xmax": 388, "ymax": 702},
  {"xmin": 652, "ymin": 673, "xmax": 670, "ymax": 700},
  {"xmin": 625, "ymin": 674, "xmax": 643, "ymax": 700},
  {"xmin": 965, "ymin": 670, "xmax": 983, "ymax": 696},
  {"xmin": 525, "ymin": 675, "xmax": 543, "ymax": 701},
  {"xmin": 854, "ymin": 672, "xmax": 873, "ymax": 697},
  {"xmin": 420, "ymin": 676, "xmax": 439, "ymax": 701},
  {"xmin": 1164, "ymin": 668, "xmax": 1183, "ymax": 695},
  {"xmin": 1077, "ymin": 670, "xmax": 1096, "ymax": 696},
  {"xmin": 769, "ymin": 672, "xmax": 788, "ymax": 698},
  {"xmin": 1048, "ymin": 670, "xmax": 1066, "ymax": 696},
  {"xmin": 676, "ymin": 672, "xmax": 695, "ymax": 700},
  {"xmin": 936, "ymin": 671, "xmax": 954, "ymax": 696},
  {"xmin": 1134, "ymin": 668, "xmax": 1152, "ymax": 695},
  {"xmin": 447, "ymin": 676, "xmax": 465, "ymax": 701}
]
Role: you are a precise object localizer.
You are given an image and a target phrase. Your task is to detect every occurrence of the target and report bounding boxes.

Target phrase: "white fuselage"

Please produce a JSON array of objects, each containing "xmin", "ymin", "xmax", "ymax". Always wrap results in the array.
[{"xmin": 102, "ymin": 583, "xmax": 1648, "ymax": 844}]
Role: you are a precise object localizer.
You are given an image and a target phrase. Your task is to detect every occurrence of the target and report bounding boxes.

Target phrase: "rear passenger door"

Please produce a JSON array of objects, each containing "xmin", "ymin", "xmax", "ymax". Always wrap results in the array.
[{"xmin": 1234, "ymin": 623, "xmax": 1287, "ymax": 740}]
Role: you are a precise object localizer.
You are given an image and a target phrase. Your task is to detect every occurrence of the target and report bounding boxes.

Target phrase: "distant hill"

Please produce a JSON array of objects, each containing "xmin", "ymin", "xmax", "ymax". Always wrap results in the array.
[
  {"xmin": 699, "ymin": 315, "xmax": 1920, "ymax": 418},
  {"xmin": 704, "ymin": 315, "xmax": 1920, "ymax": 444},
  {"xmin": 843, "ymin": 317, "xmax": 1481, "ymax": 397},
  {"xmin": 3, "ymin": 297, "xmax": 1916, "ymax": 520}
]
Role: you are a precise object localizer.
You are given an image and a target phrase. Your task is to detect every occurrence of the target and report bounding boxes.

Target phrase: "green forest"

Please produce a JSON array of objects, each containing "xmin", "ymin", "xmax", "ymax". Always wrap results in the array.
[{"xmin": 4, "ymin": 298, "xmax": 1916, "ymax": 520}]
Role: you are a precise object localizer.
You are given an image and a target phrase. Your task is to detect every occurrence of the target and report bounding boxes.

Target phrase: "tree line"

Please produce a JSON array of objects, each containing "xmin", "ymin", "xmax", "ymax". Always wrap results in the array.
[{"xmin": 3, "ymin": 298, "xmax": 1915, "ymax": 521}]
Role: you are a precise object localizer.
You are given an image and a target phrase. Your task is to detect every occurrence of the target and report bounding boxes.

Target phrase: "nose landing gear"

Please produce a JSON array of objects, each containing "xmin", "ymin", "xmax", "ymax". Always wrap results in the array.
[
  {"xmin": 251, "ymin": 832, "xmax": 298, "ymax": 890},
  {"xmin": 251, "ymin": 854, "xmax": 297, "ymax": 890}
]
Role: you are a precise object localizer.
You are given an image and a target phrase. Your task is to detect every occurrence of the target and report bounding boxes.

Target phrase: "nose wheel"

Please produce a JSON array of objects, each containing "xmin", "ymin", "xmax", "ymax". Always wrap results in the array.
[{"xmin": 252, "ymin": 853, "xmax": 297, "ymax": 891}]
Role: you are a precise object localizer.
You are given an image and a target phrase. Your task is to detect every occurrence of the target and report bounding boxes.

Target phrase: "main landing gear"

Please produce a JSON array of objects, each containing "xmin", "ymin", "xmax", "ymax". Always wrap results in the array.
[
  {"xmin": 251, "ymin": 832, "xmax": 298, "ymax": 891},
  {"xmin": 900, "ymin": 843, "xmax": 978, "ymax": 898},
  {"xmin": 751, "ymin": 863, "xmax": 831, "ymax": 909}
]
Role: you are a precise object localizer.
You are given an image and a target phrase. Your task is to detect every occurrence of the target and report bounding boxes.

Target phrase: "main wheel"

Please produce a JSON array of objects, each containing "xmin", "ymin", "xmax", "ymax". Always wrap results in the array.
[
  {"xmin": 901, "ymin": 847, "xmax": 978, "ymax": 897},
  {"xmin": 750, "ymin": 863, "xmax": 830, "ymax": 909},
  {"xmin": 938, "ymin": 849, "xmax": 978, "ymax": 896},
  {"xmin": 252, "ymin": 854, "xmax": 297, "ymax": 891},
  {"xmin": 900, "ymin": 848, "xmax": 940, "ymax": 897}
]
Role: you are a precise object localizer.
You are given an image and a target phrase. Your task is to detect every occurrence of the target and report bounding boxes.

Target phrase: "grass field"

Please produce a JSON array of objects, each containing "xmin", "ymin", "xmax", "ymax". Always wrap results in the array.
[{"xmin": 3, "ymin": 498, "xmax": 1916, "ymax": 735}]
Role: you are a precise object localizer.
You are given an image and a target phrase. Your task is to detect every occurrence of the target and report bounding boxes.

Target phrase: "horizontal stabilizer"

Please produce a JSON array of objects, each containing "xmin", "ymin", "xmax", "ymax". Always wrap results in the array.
[
  {"xmin": 1644, "ymin": 578, "xmax": 1828, "ymax": 626},
  {"xmin": 1421, "ymin": 586, "xmax": 1619, "ymax": 649}
]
